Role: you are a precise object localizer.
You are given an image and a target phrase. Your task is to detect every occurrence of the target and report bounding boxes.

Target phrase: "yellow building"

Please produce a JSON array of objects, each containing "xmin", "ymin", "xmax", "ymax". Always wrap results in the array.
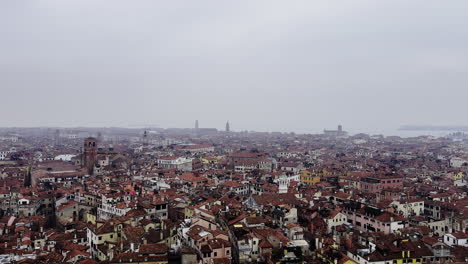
[
  {"xmin": 300, "ymin": 170, "xmax": 321, "ymax": 185},
  {"xmin": 200, "ymin": 156, "xmax": 219, "ymax": 165},
  {"xmin": 185, "ymin": 206, "xmax": 195, "ymax": 218},
  {"xmin": 88, "ymin": 221, "xmax": 123, "ymax": 261},
  {"xmin": 453, "ymin": 172, "xmax": 465, "ymax": 180},
  {"xmin": 85, "ymin": 212, "xmax": 97, "ymax": 225},
  {"xmin": 393, "ymin": 250, "xmax": 423, "ymax": 264},
  {"xmin": 347, "ymin": 248, "xmax": 423, "ymax": 264}
]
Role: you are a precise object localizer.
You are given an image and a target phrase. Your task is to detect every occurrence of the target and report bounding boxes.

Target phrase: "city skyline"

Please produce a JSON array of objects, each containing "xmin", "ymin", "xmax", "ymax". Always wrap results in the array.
[{"xmin": 0, "ymin": 122, "xmax": 466, "ymax": 137}]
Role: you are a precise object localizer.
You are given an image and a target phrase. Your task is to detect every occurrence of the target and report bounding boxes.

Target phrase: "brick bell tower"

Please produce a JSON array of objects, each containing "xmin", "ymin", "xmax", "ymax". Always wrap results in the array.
[{"xmin": 83, "ymin": 137, "xmax": 97, "ymax": 175}]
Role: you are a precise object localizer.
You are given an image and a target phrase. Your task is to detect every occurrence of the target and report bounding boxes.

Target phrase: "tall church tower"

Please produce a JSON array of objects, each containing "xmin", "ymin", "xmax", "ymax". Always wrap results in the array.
[
  {"xmin": 226, "ymin": 121, "xmax": 230, "ymax": 132},
  {"xmin": 83, "ymin": 137, "xmax": 97, "ymax": 175},
  {"xmin": 278, "ymin": 173, "xmax": 288, "ymax": 194}
]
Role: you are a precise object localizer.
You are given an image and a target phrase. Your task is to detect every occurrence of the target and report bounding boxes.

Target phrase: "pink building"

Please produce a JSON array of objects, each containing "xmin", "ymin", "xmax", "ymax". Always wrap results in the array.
[
  {"xmin": 360, "ymin": 176, "xmax": 403, "ymax": 193},
  {"xmin": 201, "ymin": 238, "xmax": 232, "ymax": 264}
]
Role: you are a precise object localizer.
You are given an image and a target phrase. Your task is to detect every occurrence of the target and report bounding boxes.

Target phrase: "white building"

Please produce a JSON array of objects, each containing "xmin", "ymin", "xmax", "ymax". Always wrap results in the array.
[
  {"xmin": 234, "ymin": 163, "xmax": 258, "ymax": 173},
  {"xmin": 0, "ymin": 136, "xmax": 19, "ymax": 142},
  {"xmin": 0, "ymin": 151, "xmax": 8, "ymax": 161},
  {"xmin": 238, "ymin": 234, "xmax": 261, "ymax": 263},
  {"xmin": 450, "ymin": 157, "xmax": 467, "ymax": 168},
  {"xmin": 390, "ymin": 200, "xmax": 424, "ymax": 217},
  {"xmin": 97, "ymin": 193, "xmax": 133, "ymax": 220},
  {"xmin": 54, "ymin": 154, "xmax": 77, "ymax": 162},
  {"xmin": 63, "ymin": 134, "xmax": 78, "ymax": 139},
  {"xmin": 0, "ymin": 148, "xmax": 17, "ymax": 160},
  {"xmin": 97, "ymin": 201, "xmax": 132, "ymax": 220},
  {"xmin": 157, "ymin": 157, "xmax": 193, "ymax": 171},
  {"xmin": 443, "ymin": 233, "xmax": 468, "ymax": 247},
  {"xmin": 176, "ymin": 144, "xmax": 214, "ymax": 153},
  {"xmin": 325, "ymin": 210, "xmax": 348, "ymax": 233}
]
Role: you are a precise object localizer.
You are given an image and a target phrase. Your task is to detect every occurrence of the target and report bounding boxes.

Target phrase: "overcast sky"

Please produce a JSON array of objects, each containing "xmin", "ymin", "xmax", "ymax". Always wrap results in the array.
[{"xmin": 1, "ymin": 0, "xmax": 467, "ymax": 134}]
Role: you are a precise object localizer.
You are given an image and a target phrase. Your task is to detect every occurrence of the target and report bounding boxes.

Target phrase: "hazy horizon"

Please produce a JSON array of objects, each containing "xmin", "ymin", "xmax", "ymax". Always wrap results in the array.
[
  {"xmin": 1, "ymin": 1, "xmax": 467, "ymax": 133},
  {"xmin": 0, "ymin": 125, "xmax": 466, "ymax": 138}
]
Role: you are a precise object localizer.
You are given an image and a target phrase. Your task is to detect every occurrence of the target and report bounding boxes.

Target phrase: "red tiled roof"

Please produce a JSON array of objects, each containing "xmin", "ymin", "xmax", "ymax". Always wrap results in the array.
[{"xmin": 139, "ymin": 243, "xmax": 168, "ymax": 254}]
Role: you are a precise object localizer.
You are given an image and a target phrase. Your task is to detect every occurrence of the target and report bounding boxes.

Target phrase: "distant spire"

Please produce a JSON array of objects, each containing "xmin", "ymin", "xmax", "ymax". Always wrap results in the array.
[
  {"xmin": 54, "ymin": 129, "xmax": 60, "ymax": 147},
  {"xmin": 226, "ymin": 121, "xmax": 230, "ymax": 132},
  {"xmin": 195, "ymin": 120, "xmax": 199, "ymax": 130},
  {"xmin": 143, "ymin": 130, "xmax": 148, "ymax": 145}
]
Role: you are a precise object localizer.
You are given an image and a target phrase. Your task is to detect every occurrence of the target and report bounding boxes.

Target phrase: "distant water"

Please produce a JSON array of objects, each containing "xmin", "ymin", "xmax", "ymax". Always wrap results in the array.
[
  {"xmin": 391, "ymin": 130, "xmax": 453, "ymax": 138},
  {"xmin": 349, "ymin": 129, "xmax": 454, "ymax": 138},
  {"xmin": 360, "ymin": 129, "xmax": 456, "ymax": 138}
]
